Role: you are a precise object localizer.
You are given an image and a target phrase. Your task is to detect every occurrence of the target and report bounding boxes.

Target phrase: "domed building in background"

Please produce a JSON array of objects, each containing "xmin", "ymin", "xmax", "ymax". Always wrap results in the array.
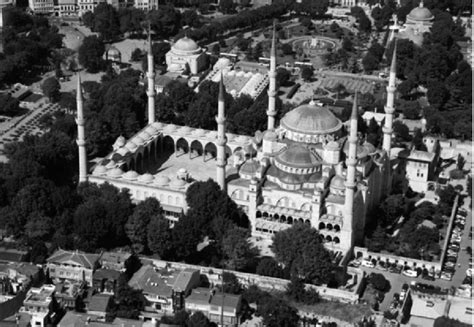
[
  {"xmin": 389, "ymin": 1, "xmax": 434, "ymax": 46},
  {"xmin": 165, "ymin": 36, "xmax": 207, "ymax": 74}
]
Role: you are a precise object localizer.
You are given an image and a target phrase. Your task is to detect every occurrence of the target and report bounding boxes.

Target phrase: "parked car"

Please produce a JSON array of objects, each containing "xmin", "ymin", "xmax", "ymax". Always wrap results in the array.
[
  {"xmin": 467, "ymin": 268, "xmax": 473, "ymax": 277},
  {"xmin": 376, "ymin": 262, "xmax": 388, "ymax": 271},
  {"xmin": 402, "ymin": 269, "xmax": 417, "ymax": 278},
  {"xmin": 441, "ymin": 272, "xmax": 453, "ymax": 280},
  {"xmin": 361, "ymin": 260, "xmax": 375, "ymax": 268}
]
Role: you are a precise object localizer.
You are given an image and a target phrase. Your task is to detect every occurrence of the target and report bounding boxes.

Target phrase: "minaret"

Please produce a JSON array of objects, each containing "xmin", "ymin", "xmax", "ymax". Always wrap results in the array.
[
  {"xmin": 266, "ymin": 22, "xmax": 277, "ymax": 130},
  {"xmin": 216, "ymin": 72, "xmax": 227, "ymax": 191},
  {"xmin": 382, "ymin": 40, "xmax": 397, "ymax": 155},
  {"xmin": 76, "ymin": 74, "xmax": 87, "ymax": 183},
  {"xmin": 146, "ymin": 29, "xmax": 156, "ymax": 125},
  {"xmin": 343, "ymin": 93, "xmax": 358, "ymax": 249}
]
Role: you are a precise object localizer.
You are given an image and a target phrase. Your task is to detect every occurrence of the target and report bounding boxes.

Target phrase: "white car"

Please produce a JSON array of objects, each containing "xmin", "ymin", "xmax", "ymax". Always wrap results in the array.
[
  {"xmin": 402, "ymin": 269, "xmax": 417, "ymax": 277},
  {"xmin": 441, "ymin": 272, "xmax": 453, "ymax": 280},
  {"xmin": 361, "ymin": 260, "xmax": 375, "ymax": 268},
  {"xmin": 467, "ymin": 269, "xmax": 473, "ymax": 277}
]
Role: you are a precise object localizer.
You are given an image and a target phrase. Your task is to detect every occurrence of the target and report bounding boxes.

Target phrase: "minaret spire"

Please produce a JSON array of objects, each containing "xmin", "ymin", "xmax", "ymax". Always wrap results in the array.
[
  {"xmin": 382, "ymin": 40, "xmax": 397, "ymax": 155},
  {"xmin": 216, "ymin": 72, "xmax": 227, "ymax": 191},
  {"xmin": 342, "ymin": 93, "xmax": 359, "ymax": 249},
  {"xmin": 76, "ymin": 74, "xmax": 87, "ymax": 183},
  {"xmin": 266, "ymin": 21, "xmax": 277, "ymax": 130},
  {"xmin": 147, "ymin": 25, "xmax": 156, "ymax": 125}
]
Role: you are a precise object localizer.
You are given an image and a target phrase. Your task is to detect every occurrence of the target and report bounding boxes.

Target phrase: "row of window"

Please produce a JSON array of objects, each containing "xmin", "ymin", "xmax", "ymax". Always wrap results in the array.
[{"xmin": 134, "ymin": 189, "xmax": 182, "ymax": 206}]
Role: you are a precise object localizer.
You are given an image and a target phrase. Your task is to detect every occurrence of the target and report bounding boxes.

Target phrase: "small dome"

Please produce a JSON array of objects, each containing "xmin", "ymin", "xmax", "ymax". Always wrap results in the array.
[
  {"xmin": 107, "ymin": 46, "xmax": 121, "ymax": 56},
  {"xmin": 280, "ymin": 102, "xmax": 342, "ymax": 136},
  {"xmin": 330, "ymin": 175, "xmax": 346, "ymax": 190},
  {"xmin": 172, "ymin": 37, "xmax": 201, "ymax": 55},
  {"xmin": 170, "ymin": 178, "xmax": 187, "ymax": 188},
  {"xmin": 154, "ymin": 176, "xmax": 170, "ymax": 186},
  {"xmin": 152, "ymin": 122, "xmax": 164, "ymax": 129},
  {"xmin": 343, "ymin": 141, "xmax": 369, "ymax": 159},
  {"xmin": 240, "ymin": 159, "xmax": 260, "ymax": 176},
  {"xmin": 92, "ymin": 165, "xmax": 107, "ymax": 176},
  {"xmin": 138, "ymin": 173, "xmax": 154, "ymax": 183},
  {"xmin": 164, "ymin": 124, "xmax": 177, "ymax": 132},
  {"xmin": 364, "ymin": 142, "xmax": 376, "ymax": 154},
  {"xmin": 133, "ymin": 136, "xmax": 146, "ymax": 146},
  {"xmin": 145, "ymin": 125, "xmax": 159, "ymax": 135},
  {"xmin": 140, "ymin": 131, "xmax": 151, "ymax": 139},
  {"xmin": 114, "ymin": 136, "xmax": 126, "ymax": 148},
  {"xmin": 117, "ymin": 147, "xmax": 129, "ymax": 156},
  {"xmin": 125, "ymin": 141, "xmax": 138, "ymax": 151},
  {"xmin": 178, "ymin": 168, "xmax": 188, "ymax": 174},
  {"xmin": 278, "ymin": 172, "xmax": 302, "ymax": 185},
  {"xmin": 263, "ymin": 130, "xmax": 278, "ymax": 142},
  {"xmin": 107, "ymin": 167, "xmax": 123, "ymax": 177},
  {"xmin": 276, "ymin": 145, "xmax": 320, "ymax": 168},
  {"xmin": 407, "ymin": 2, "xmax": 434, "ymax": 21},
  {"xmin": 123, "ymin": 170, "xmax": 139, "ymax": 180}
]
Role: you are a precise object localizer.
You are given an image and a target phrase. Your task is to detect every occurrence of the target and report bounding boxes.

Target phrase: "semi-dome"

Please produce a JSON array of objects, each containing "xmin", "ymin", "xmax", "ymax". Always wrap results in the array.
[
  {"xmin": 107, "ymin": 46, "xmax": 121, "ymax": 56},
  {"xmin": 172, "ymin": 37, "xmax": 201, "ymax": 55},
  {"xmin": 276, "ymin": 145, "xmax": 320, "ymax": 168},
  {"xmin": 343, "ymin": 141, "xmax": 370, "ymax": 159},
  {"xmin": 107, "ymin": 167, "xmax": 123, "ymax": 177},
  {"xmin": 240, "ymin": 159, "xmax": 260, "ymax": 176},
  {"xmin": 170, "ymin": 178, "xmax": 187, "ymax": 188},
  {"xmin": 138, "ymin": 173, "xmax": 154, "ymax": 183},
  {"xmin": 263, "ymin": 130, "xmax": 278, "ymax": 142},
  {"xmin": 113, "ymin": 136, "xmax": 126, "ymax": 148},
  {"xmin": 325, "ymin": 141, "xmax": 340, "ymax": 151},
  {"xmin": 330, "ymin": 175, "xmax": 346, "ymax": 190},
  {"xmin": 154, "ymin": 175, "xmax": 170, "ymax": 186},
  {"xmin": 93, "ymin": 165, "xmax": 107, "ymax": 176},
  {"xmin": 407, "ymin": 2, "xmax": 434, "ymax": 21},
  {"xmin": 123, "ymin": 170, "xmax": 139, "ymax": 180},
  {"xmin": 280, "ymin": 102, "xmax": 342, "ymax": 135}
]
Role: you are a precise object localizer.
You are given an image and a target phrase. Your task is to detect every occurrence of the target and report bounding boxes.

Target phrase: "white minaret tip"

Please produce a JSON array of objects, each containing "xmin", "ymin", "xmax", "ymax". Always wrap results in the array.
[
  {"xmin": 218, "ymin": 71, "xmax": 225, "ymax": 102},
  {"xmin": 76, "ymin": 73, "xmax": 83, "ymax": 100},
  {"xmin": 351, "ymin": 92, "xmax": 358, "ymax": 120},
  {"xmin": 270, "ymin": 21, "xmax": 276, "ymax": 58},
  {"xmin": 390, "ymin": 40, "xmax": 397, "ymax": 74}
]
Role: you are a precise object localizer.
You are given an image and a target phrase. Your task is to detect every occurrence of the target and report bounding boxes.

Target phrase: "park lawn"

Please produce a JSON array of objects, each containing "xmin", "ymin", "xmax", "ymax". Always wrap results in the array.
[{"xmin": 296, "ymin": 300, "xmax": 373, "ymax": 323}]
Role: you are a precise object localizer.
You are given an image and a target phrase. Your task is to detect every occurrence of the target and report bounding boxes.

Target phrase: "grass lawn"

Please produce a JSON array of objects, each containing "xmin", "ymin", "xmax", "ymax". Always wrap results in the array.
[{"xmin": 297, "ymin": 300, "xmax": 373, "ymax": 323}]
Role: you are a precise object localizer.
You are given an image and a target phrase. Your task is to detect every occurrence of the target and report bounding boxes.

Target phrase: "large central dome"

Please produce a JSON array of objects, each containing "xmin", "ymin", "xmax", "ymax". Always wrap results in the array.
[
  {"xmin": 172, "ymin": 37, "xmax": 201, "ymax": 55},
  {"xmin": 280, "ymin": 101, "xmax": 342, "ymax": 138}
]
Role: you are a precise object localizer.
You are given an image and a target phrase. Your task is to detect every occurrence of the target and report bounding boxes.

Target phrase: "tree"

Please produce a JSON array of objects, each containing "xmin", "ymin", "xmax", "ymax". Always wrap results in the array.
[
  {"xmin": 362, "ymin": 52, "xmax": 379, "ymax": 73},
  {"xmin": 126, "ymin": 198, "xmax": 163, "ymax": 253},
  {"xmin": 219, "ymin": 0, "xmax": 235, "ymax": 14},
  {"xmin": 188, "ymin": 311, "xmax": 211, "ymax": 327},
  {"xmin": 368, "ymin": 273, "xmax": 391, "ymax": 292},
  {"xmin": 380, "ymin": 194, "xmax": 405, "ymax": 227},
  {"xmin": 393, "ymin": 121, "xmax": 410, "ymax": 141},
  {"xmin": 433, "ymin": 316, "xmax": 470, "ymax": 327},
  {"xmin": 147, "ymin": 216, "xmax": 173, "ymax": 258},
  {"xmin": 222, "ymin": 227, "xmax": 257, "ymax": 271},
  {"xmin": 258, "ymin": 296, "xmax": 299, "ymax": 327},
  {"xmin": 78, "ymin": 35, "xmax": 105, "ymax": 73},
  {"xmin": 273, "ymin": 224, "xmax": 335, "ymax": 285},
  {"xmin": 286, "ymin": 275, "xmax": 320, "ymax": 304},
  {"xmin": 93, "ymin": 3, "xmax": 120, "ymax": 41},
  {"xmin": 256, "ymin": 257, "xmax": 285, "ymax": 278},
  {"xmin": 276, "ymin": 68, "xmax": 290, "ymax": 87},
  {"xmin": 301, "ymin": 66, "xmax": 313, "ymax": 81},
  {"xmin": 366, "ymin": 224, "xmax": 387, "ymax": 252},
  {"xmin": 281, "ymin": 43, "xmax": 293, "ymax": 56},
  {"xmin": 427, "ymin": 81, "xmax": 449, "ymax": 109},
  {"xmin": 0, "ymin": 93, "xmax": 20, "ymax": 116},
  {"xmin": 342, "ymin": 37, "xmax": 353, "ymax": 52},
  {"xmin": 111, "ymin": 274, "xmax": 145, "ymax": 319},
  {"xmin": 130, "ymin": 48, "xmax": 142, "ymax": 62},
  {"xmin": 42, "ymin": 77, "xmax": 61, "ymax": 102},
  {"xmin": 222, "ymin": 272, "xmax": 242, "ymax": 295}
]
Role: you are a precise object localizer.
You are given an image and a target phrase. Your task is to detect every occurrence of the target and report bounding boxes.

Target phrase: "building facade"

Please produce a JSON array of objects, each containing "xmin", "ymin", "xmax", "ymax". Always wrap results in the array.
[
  {"xmin": 46, "ymin": 249, "xmax": 101, "ymax": 286},
  {"xmin": 165, "ymin": 36, "xmax": 207, "ymax": 75},
  {"xmin": 28, "ymin": 0, "xmax": 54, "ymax": 14},
  {"xmin": 20, "ymin": 284, "xmax": 56, "ymax": 327}
]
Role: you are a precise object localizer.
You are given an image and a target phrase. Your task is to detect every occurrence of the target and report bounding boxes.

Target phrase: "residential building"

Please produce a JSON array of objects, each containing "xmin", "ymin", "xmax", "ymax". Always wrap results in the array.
[
  {"xmin": 399, "ymin": 149, "xmax": 438, "ymax": 193},
  {"xmin": 128, "ymin": 265, "xmax": 200, "ymax": 315},
  {"xmin": 93, "ymin": 269, "xmax": 120, "ymax": 294},
  {"xmin": 54, "ymin": 281, "xmax": 86, "ymax": 309},
  {"xmin": 185, "ymin": 288, "xmax": 242, "ymax": 327},
  {"xmin": 408, "ymin": 285, "xmax": 449, "ymax": 327},
  {"xmin": 98, "ymin": 251, "xmax": 131, "ymax": 271},
  {"xmin": 133, "ymin": 0, "xmax": 157, "ymax": 11},
  {"xmin": 28, "ymin": 0, "xmax": 54, "ymax": 14},
  {"xmin": 86, "ymin": 294, "xmax": 113, "ymax": 321},
  {"xmin": 20, "ymin": 284, "xmax": 56, "ymax": 327},
  {"xmin": 57, "ymin": 0, "xmax": 78, "ymax": 16},
  {"xmin": 447, "ymin": 295, "xmax": 474, "ymax": 325},
  {"xmin": 0, "ymin": 247, "xmax": 28, "ymax": 263},
  {"xmin": 47, "ymin": 249, "xmax": 101, "ymax": 286},
  {"xmin": 58, "ymin": 311, "xmax": 150, "ymax": 326}
]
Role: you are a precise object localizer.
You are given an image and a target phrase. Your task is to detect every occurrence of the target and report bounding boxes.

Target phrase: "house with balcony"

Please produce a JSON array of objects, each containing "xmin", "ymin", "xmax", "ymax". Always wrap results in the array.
[
  {"xmin": 47, "ymin": 249, "xmax": 101, "ymax": 286},
  {"xmin": 20, "ymin": 284, "xmax": 56, "ymax": 327}
]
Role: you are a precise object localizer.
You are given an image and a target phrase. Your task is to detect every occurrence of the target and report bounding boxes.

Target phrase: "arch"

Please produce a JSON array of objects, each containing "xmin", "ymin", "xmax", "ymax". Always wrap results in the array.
[
  {"xmin": 327, "ymin": 223, "xmax": 333, "ymax": 231},
  {"xmin": 305, "ymin": 219, "xmax": 311, "ymax": 225},
  {"xmin": 298, "ymin": 218, "xmax": 303, "ymax": 224},
  {"xmin": 279, "ymin": 215, "xmax": 286, "ymax": 223},
  {"xmin": 319, "ymin": 222, "xmax": 326, "ymax": 229},
  {"xmin": 333, "ymin": 237, "xmax": 340, "ymax": 244},
  {"xmin": 231, "ymin": 189, "xmax": 243, "ymax": 200},
  {"xmin": 300, "ymin": 203, "xmax": 312, "ymax": 211},
  {"xmin": 162, "ymin": 135, "xmax": 174, "ymax": 152},
  {"xmin": 143, "ymin": 147, "xmax": 150, "ymax": 171},
  {"xmin": 262, "ymin": 212, "xmax": 269, "ymax": 218},
  {"xmin": 273, "ymin": 214, "xmax": 279, "ymax": 221},
  {"xmin": 204, "ymin": 142, "xmax": 217, "ymax": 160},
  {"xmin": 225, "ymin": 146, "xmax": 232, "ymax": 159},
  {"xmin": 190, "ymin": 140, "xmax": 203, "ymax": 157},
  {"xmin": 276, "ymin": 197, "xmax": 289, "ymax": 207},
  {"xmin": 136, "ymin": 152, "xmax": 143, "ymax": 174},
  {"xmin": 256, "ymin": 211, "xmax": 262, "ymax": 218},
  {"xmin": 319, "ymin": 234, "xmax": 324, "ymax": 242},
  {"xmin": 334, "ymin": 224, "xmax": 341, "ymax": 232},
  {"xmin": 149, "ymin": 141, "xmax": 156, "ymax": 162},
  {"xmin": 325, "ymin": 235, "xmax": 332, "ymax": 242},
  {"xmin": 287, "ymin": 216, "xmax": 293, "ymax": 224},
  {"xmin": 176, "ymin": 138, "xmax": 189, "ymax": 154},
  {"xmin": 233, "ymin": 146, "xmax": 243, "ymax": 154},
  {"xmin": 129, "ymin": 157, "xmax": 135, "ymax": 171}
]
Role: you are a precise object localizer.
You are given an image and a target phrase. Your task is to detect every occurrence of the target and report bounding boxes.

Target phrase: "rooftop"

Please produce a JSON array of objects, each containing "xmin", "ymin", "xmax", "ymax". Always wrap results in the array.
[
  {"xmin": 24, "ymin": 284, "xmax": 55, "ymax": 304},
  {"xmin": 87, "ymin": 294, "xmax": 112, "ymax": 313},
  {"xmin": 407, "ymin": 150, "xmax": 436, "ymax": 162},
  {"xmin": 47, "ymin": 249, "xmax": 101, "ymax": 269},
  {"xmin": 58, "ymin": 311, "xmax": 147, "ymax": 327}
]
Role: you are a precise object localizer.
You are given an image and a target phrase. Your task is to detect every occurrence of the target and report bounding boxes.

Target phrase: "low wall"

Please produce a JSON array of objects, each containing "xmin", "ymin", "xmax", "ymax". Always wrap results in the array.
[{"xmin": 141, "ymin": 258, "xmax": 361, "ymax": 304}]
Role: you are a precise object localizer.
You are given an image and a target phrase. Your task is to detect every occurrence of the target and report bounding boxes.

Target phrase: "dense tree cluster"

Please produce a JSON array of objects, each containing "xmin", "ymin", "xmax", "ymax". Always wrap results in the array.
[
  {"xmin": 0, "ymin": 8, "xmax": 63, "ymax": 86},
  {"xmin": 388, "ymin": 10, "xmax": 471, "ymax": 139},
  {"xmin": 351, "ymin": 6, "xmax": 372, "ymax": 32},
  {"xmin": 273, "ymin": 224, "xmax": 336, "ymax": 285},
  {"xmin": 0, "ymin": 93, "xmax": 20, "ymax": 117}
]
